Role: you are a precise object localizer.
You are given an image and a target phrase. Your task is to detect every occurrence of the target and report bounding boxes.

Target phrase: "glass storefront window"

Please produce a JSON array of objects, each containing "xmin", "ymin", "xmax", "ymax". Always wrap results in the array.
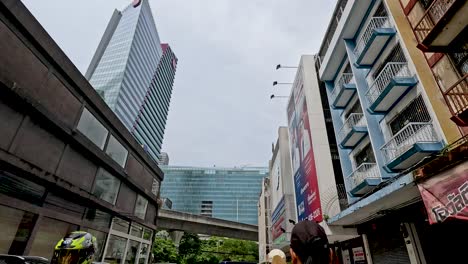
[
  {"xmin": 112, "ymin": 218, "xmax": 130, "ymax": 234},
  {"xmin": 142, "ymin": 229, "xmax": 153, "ymax": 241},
  {"xmin": 134, "ymin": 195, "xmax": 148, "ymax": 220},
  {"xmin": 104, "ymin": 235, "xmax": 127, "ymax": 264},
  {"xmin": 84, "ymin": 208, "xmax": 112, "ymax": 230},
  {"xmin": 93, "ymin": 169, "xmax": 121, "ymax": 204},
  {"xmin": 138, "ymin": 244, "xmax": 149, "ymax": 264},
  {"xmin": 0, "ymin": 205, "xmax": 36, "ymax": 255},
  {"xmin": 105, "ymin": 135, "xmax": 128, "ymax": 167},
  {"xmin": 77, "ymin": 108, "xmax": 109, "ymax": 149},
  {"xmin": 125, "ymin": 240, "xmax": 140, "ymax": 264},
  {"xmin": 29, "ymin": 217, "xmax": 78, "ymax": 260},
  {"xmin": 81, "ymin": 228, "xmax": 107, "ymax": 261},
  {"xmin": 130, "ymin": 223, "xmax": 143, "ymax": 238}
]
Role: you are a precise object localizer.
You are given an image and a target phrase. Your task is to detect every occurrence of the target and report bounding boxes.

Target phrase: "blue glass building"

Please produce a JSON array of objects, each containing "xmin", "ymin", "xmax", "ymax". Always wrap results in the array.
[
  {"xmin": 160, "ymin": 166, "xmax": 268, "ymax": 225},
  {"xmin": 86, "ymin": 0, "xmax": 176, "ymax": 160}
]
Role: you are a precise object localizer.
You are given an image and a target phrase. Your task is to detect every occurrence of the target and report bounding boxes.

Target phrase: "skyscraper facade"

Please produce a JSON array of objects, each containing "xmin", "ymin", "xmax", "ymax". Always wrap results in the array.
[
  {"xmin": 86, "ymin": 0, "xmax": 176, "ymax": 160},
  {"xmin": 160, "ymin": 166, "xmax": 268, "ymax": 225}
]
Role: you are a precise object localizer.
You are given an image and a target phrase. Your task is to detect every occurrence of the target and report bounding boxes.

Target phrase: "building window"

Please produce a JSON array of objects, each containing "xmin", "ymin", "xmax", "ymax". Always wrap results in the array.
[
  {"xmin": 0, "ymin": 171, "xmax": 45, "ymax": 206},
  {"xmin": 130, "ymin": 223, "xmax": 144, "ymax": 238},
  {"xmin": 77, "ymin": 108, "xmax": 109, "ymax": 149},
  {"xmin": 29, "ymin": 217, "xmax": 78, "ymax": 260},
  {"xmin": 354, "ymin": 143, "xmax": 376, "ymax": 167},
  {"xmin": 0, "ymin": 205, "xmax": 37, "ymax": 255},
  {"xmin": 151, "ymin": 179, "xmax": 160, "ymax": 196},
  {"xmin": 125, "ymin": 240, "xmax": 140, "ymax": 264},
  {"xmin": 134, "ymin": 195, "xmax": 148, "ymax": 219},
  {"xmin": 201, "ymin": 201, "xmax": 213, "ymax": 217},
  {"xmin": 373, "ymin": 2, "xmax": 388, "ymax": 17},
  {"xmin": 112, "ymin": 218, "xmax": 130, "ymax": 233},
  {"xmin": 104, "ymin": 235, "xmax": 127, "ymax": 264},
  {"xmin": 81, "ymin": 228, "xmax": 107, "ymax": 261},
  {"xmin": 389, "ymin": 95, "xmax": 431, "ymax": 135},
  {"xmin": 449, "ymin": 52, "xmax": 468, "ymax": 76},
  {"xmin": 372, "ymin": 44, "xmax": 407, "ymax": 80},
  {"xmin": 105, "ymin": 135, "xmax": 128, "ymax": 167},
  {"xmin": 93, "ymin": 169, "xmax": 121, "ymax": 205},
  {"xmin": 345, "ymin": 100, "xmax": 363, "ymax": 119}
]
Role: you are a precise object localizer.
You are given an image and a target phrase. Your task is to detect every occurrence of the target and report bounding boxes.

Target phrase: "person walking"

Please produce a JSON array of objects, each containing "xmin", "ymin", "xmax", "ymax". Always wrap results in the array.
[{"xmin": 289, "ymin": 220, "xmax": 332, "ymax": 264}]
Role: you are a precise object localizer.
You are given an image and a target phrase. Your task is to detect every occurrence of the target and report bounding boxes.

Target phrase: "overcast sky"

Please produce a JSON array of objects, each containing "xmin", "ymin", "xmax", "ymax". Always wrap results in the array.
[{"xmin": 22, "ymin": 0, "xmax": 335, "ymax": 167}]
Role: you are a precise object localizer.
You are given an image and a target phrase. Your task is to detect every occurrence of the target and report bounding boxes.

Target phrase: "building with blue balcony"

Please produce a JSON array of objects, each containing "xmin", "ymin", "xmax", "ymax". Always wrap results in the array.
[
  {"xmin": 315, "ymin": 0, "xmax": 466, "ymax": 262},
  {"xmin": 86, "ymin": 0, "xmax": 177, "ymax": 161}
]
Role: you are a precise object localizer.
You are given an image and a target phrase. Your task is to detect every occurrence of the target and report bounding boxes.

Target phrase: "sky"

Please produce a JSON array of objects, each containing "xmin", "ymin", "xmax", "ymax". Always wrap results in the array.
[{"xmin": 21, "ymin": 0, "xmax": 335, "ymax": 167}]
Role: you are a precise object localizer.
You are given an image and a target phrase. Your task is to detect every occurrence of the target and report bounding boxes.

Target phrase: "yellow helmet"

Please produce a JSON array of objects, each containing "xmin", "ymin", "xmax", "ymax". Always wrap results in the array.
[{"xmin": 51, "ymin": 231, "xmax": 97, "ymax": 264}]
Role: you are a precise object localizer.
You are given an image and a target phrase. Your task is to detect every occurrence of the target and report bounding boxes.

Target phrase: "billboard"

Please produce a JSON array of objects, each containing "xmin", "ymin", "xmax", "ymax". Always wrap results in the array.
[
  {"xmin": 271, "ymin": 196, "xmax": 287, "ymax": 245},
  {"xmin": 418, "ymin": 161, "xmax": 468, "ymax": 224},
  {"xmin": 287, "ymin": 81, "xmax": 323, "ymax": 222}
]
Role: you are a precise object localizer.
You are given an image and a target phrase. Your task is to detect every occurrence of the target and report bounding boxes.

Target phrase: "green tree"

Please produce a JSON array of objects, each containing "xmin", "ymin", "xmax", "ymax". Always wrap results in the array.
[
  {"xmin": 153, "ymin": 237, "xmax": 179, "ymax": 263},
  {"xmin": 178, "ymin": 233, "xmax": 201, "ymax": 257}
]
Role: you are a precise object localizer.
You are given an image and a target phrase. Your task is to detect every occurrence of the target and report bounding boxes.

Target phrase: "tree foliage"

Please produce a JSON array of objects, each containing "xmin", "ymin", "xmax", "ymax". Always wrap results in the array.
[
  {"xmin": 153, "ymin": 237, "xmax": 179, "ymax": 263},
  {"xmin": 152, "ymin": 232, "xmax": 258, "ymax": 264}
]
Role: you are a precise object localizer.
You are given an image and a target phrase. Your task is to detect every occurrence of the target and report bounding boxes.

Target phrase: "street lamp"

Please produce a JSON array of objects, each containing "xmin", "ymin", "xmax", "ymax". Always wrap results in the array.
[
  {"xmin": 276, "ymin": 64, "xmax": 298, "ymax": 70},
  {"xmin": 273, "ymin": 81, "xmax": 293, "ymax": 86},
  {"xmin": 270, "ymin": 94, "xmax": 288, "ymax": 100}
]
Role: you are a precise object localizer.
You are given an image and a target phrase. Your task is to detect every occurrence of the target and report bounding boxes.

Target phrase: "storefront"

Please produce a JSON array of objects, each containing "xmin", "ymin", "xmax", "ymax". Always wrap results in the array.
[{"xmin": 0, "ymin": 170, "xmax": 156, "ymax": 264}]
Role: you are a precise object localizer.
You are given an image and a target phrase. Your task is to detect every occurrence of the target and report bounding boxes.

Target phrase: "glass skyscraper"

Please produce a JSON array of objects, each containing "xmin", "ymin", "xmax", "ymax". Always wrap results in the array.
[
  {"xmin": 86, "ymin": 0, "xmax": 177, "ymax": 160},
  {"xmin": 160, "ymin": 166, "xmax": 268, "ymax": 225}
]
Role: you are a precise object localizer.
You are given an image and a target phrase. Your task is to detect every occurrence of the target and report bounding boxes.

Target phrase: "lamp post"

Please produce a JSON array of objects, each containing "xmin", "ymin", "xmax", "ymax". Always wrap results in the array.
[
  {"xmin": 276, "ymin": 64, "xmax": 298, "ymax": 70},
  {"xmin": 270, "ymin": 94, "xmax": 288, "ymax": 100},
  {"xmin": 273, "ymin": 81, "xmax": 293, "ymax": 86}
]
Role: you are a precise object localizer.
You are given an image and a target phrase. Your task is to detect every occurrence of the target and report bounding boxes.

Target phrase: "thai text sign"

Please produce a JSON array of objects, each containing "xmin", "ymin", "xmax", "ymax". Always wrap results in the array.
[{"xmin": 418, "ymin": 162, "xmax": 468, "ymax": 224}]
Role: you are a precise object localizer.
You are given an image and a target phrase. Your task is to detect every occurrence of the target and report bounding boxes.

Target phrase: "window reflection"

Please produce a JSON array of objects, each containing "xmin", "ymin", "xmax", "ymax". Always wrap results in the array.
[
  {"xmin": 134, "ymin": 195, "xmax": 148, "ymax": 219},
  {"xmin": 104, "ymin": 235, "xmax": 127, "ymax": 264},
  {"xmin": 77, "ymin": 108, "xmax": 109, "ymax": 149},
  {"xmin": 93, "ymin": 169, "xmax": 121, "ymax": 204},
  {"xmin": 106, "ymin": 135, "xmax": 128, "ymax": 167}
]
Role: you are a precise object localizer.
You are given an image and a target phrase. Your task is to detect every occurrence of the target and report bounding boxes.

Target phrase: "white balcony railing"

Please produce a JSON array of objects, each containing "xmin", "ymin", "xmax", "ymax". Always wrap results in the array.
[
  {"xmin": 366, "ymin": 62, "xmax": 412, "ymax": 105},
  {"xmin": 381, "ymin": 122, "xmax": 439, "ymax": 163},
  {"xmin": 347, "ymin": 163, "xmax": 380, "ymax": 191},
  {"xmin": 331, "ymin": 73, "xmax": 354, "ymax": 104},
  {"xmin": 354, "ymin": 17, "xmax": 392, "ymax": 59},
  {"xmin": 337, "ymin": 113, "xmax": 366, "ymax": 143}
]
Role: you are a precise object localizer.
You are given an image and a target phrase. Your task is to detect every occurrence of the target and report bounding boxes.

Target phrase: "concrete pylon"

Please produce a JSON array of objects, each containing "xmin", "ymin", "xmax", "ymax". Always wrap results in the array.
[{"xmin": 169, "ymin": 230, "xmax": 185, "ymax": 247}]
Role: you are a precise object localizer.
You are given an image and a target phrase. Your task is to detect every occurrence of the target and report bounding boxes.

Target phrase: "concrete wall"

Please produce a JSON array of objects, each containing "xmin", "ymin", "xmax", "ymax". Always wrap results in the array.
[{"xmin": 302, "ymin": 55, "xmax": 342, "ymax": 220}]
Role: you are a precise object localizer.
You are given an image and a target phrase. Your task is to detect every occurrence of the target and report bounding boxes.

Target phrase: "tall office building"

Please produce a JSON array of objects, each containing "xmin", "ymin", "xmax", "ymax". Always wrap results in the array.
[
  {"xmin": 160, "ymin": 166, "xmax": 268, "ymax": 225},
  {"xmin": 86, "ymin": 0, "xmax": 177, "ymax": 160}
]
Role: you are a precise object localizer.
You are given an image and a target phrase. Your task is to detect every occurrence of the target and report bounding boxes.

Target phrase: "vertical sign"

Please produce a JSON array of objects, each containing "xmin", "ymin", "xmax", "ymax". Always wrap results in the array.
[{"xmin": 287, "ymin": 72, "xmax": 323, "ymax": 222}]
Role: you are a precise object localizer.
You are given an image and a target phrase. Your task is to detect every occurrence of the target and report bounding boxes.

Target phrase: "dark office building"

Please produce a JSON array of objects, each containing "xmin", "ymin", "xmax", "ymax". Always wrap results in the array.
[{"xmin": 0, "ymin": 1, "xmax": 163, "ymax": 263}]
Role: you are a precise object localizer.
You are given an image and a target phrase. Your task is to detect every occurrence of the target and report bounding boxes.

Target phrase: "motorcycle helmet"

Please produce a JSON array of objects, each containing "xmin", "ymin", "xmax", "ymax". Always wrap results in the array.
[{"xmin": 51, "ymin": 231, "xmax": 97, "ymax": 264}]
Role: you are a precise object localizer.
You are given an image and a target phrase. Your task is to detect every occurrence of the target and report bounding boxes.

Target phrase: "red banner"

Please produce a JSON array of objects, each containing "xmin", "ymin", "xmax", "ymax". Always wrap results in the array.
[{"xmin": 418, "ymin": 162, "xmax": 468, "ymax": 224}]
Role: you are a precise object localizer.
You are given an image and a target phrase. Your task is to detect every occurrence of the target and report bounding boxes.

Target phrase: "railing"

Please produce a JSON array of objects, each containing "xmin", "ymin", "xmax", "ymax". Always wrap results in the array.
[
  {"xmin": 354, "ymin": 17, "xmax": 392, "ymax": 59},
  {"xmin": 381, "ymin": 122, "xmax": 438, "ymax": 163},
  {"xmin": 347, "ymin": 163, "xmax": 380, "ymax": 191},
  {"xmin": 366, "ymin": 62, "xmax": 412, "ymax": 105},
  {"xmin": 444, "ymin": 73, "xmax": 468, "ymax": 116},
  {"xmin": 331, "ymin": 73, "xmax": 354, "ymax": 104},
  {"xmin": 337, "ymin": 113, "xmax": 366, "ymax": 143},
  {"xmin": 414, "ymin": 0, "xmax": 456, "ymax": 43}
]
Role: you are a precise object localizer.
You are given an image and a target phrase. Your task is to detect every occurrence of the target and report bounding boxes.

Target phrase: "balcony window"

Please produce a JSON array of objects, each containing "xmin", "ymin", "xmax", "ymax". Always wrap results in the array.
[
  {"xmin": 105, "ymin": 135, "xmax": 128, "ymax": 167},
  {"xmin": 371, "ymin": 44, "xmax": 406, "ymax": 80},
  {"xmin": 93, "ymin": 169, "xmax": 121, "ymax": 205},
  {"xmin": 134, "ymin": 195, "xmax": 148, "ymax": 219},
  {"xmin": 77, "ymin": 108, "xmax": 109, "ymax": 149},
  {"xmin": 389, "ymin": 95, "xmax": 431, "ymax": 136},
  {"xmin": 355, "ymin": 143, "xmax": 376, "ymax": 167}
]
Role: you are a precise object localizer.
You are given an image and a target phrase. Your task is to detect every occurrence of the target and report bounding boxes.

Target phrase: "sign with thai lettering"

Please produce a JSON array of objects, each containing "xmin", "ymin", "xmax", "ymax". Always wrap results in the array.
[{"xmin": 418, "ymin": 162, "xmax": 468, "ymax": 224}]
